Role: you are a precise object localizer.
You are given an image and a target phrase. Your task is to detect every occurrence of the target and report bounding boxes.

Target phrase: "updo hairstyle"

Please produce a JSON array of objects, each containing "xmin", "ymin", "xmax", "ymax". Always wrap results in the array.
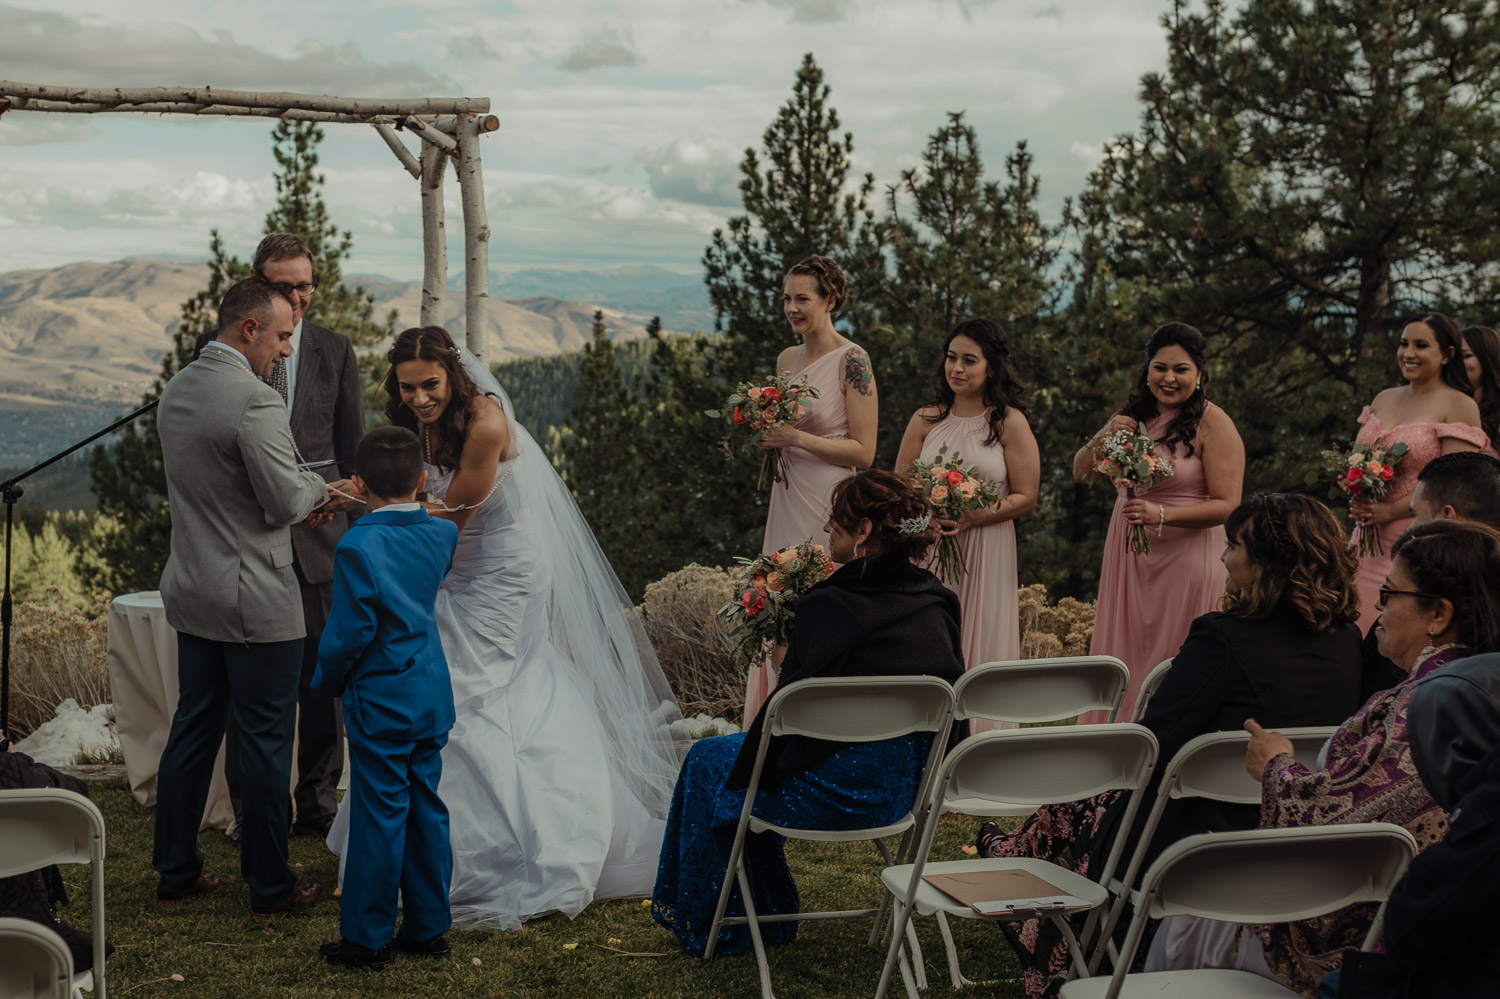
[
  {"xmin": 785, "ymin": 255, "xmax": 851, "ymax": 321},
  {"xmin": 827, "ymin": 468, "xmax": 941, "ymax": 563}
]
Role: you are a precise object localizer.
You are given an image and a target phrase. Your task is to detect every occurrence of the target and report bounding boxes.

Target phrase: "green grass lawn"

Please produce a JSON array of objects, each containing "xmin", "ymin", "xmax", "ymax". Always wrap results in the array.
[{"xmin": 62, "ymin": 780, "xmax": 1027, "ymax": 998}]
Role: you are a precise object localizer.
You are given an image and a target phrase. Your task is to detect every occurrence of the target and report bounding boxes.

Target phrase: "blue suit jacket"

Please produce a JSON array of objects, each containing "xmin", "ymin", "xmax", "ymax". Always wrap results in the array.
[{"xmin": 312, "ymin": 506, "xmax": 460, "ymax": 742}]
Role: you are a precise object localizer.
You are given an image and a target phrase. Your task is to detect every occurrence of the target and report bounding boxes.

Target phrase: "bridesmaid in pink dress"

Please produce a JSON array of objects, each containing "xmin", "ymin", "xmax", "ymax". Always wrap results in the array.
[
  {"xmin": 897, "ymin": 318, "xmax": 1039, "ymax": 732},
  {"xmin": 1348, "ymin": 314, "xmax": 1486, "ymax": 633},
  {"xmin": 742, "ymin": 256, "xmax": 879, "ymax": 725},
  {"xmin": 1460, "ymin": 325, "xmax": 1500, "ymax": 461},
  {"xmin": 1072, "ymin": 323, "xmax": 1245, "ymax": 722}
]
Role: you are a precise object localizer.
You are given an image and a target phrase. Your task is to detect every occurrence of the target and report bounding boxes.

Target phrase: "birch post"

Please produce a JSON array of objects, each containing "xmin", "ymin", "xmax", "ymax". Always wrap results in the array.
[
  {"xmin": 420, "ymin": 142, "xmax": 448, "ymax": 328},
  {"xmin": 455, "ymin": 113, "xmax": 491, "ymax": 361},
  {"xmin": 374, "ymin": 124, "xmax": 421, "ymax": 179}
]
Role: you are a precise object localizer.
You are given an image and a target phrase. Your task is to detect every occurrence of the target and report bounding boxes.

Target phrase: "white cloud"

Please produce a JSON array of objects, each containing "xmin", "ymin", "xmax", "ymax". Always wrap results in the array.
[
  {"xmin": 1069, "ymin": 141, "xmax": 1105, "ymax": 168},
  {"xmin": 0, "ymin": 118, "xmax": 99, "ymax": 146},
  {"xmin": 557, "ymin": 31, "xmax": 642, "ymax": 72},
  {"xmin": 637, "ymin": 138, "xmax": 743, "ymax": 207},
  {"xmin": 0, "ymin": 3, "xmax": 454, "ymax": 95}
]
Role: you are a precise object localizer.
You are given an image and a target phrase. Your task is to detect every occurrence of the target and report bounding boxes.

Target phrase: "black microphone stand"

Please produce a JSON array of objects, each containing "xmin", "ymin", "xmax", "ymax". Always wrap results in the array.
[{"xmin": 1, "ymin": 399, "xmax": 159, "ymax": 738}]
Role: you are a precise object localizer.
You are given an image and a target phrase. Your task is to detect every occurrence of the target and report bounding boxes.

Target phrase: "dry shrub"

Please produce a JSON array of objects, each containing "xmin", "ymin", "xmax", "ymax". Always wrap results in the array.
[
  {"xmin": 8, "ymin": 587, "xmax": 111, "ymax": 739},
  {"xmin": 1018, "ymin": 583, "xmax": 1096, "ymax": 660},
  {"xmin": 639, "ymin": 564, "xmax": 741, "ymax": 722}
]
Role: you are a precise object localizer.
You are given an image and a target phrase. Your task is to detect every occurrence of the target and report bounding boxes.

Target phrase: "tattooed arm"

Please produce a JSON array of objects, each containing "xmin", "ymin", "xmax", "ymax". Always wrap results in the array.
[{"xmin": 757, "ymin": 343, "xmax": 879, "ymax": 468}]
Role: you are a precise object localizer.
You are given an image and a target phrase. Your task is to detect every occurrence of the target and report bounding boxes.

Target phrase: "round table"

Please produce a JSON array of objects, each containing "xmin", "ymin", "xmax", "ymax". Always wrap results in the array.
[{"xmin": 106, "ymin": 591, "xmax": 234, "ymax": 831}]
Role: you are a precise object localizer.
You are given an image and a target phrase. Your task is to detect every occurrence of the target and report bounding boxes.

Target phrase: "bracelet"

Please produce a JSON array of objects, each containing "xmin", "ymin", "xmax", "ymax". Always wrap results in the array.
[{"xmin": 1156, "ymin": 504, "xmax": 1166, "ymax": 536}]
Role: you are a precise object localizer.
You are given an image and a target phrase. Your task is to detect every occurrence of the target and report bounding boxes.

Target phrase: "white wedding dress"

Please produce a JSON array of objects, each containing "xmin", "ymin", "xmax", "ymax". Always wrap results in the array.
[{"xmin": 330, "ymin": 351, "xmax": 683, "ymax": 930}]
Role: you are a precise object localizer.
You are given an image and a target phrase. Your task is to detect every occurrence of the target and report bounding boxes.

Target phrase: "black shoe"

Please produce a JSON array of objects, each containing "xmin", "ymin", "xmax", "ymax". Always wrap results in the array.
[
  {"xmin": 319, "ymin": 938, "xmax": 391, "ymax": 969},
  {"xmin": 393, "ymin": 933, "xmax": 450, "ymax": 958}
]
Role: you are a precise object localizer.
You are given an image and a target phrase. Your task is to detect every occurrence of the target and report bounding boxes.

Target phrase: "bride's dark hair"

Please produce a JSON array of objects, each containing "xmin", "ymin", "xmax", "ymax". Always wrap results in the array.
[{"xmin": 383, "ymin": 326, "xmax": 479, "ymax": 471}]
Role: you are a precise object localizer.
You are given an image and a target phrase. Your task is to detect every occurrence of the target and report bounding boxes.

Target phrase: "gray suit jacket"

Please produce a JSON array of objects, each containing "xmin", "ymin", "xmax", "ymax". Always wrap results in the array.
[
  {"xmin": 195, "ymin": 321, "xmax": 363, "ymax": 585},
  {"xmin": 159, "ymin": 345, "xmax": 331, "ymax": 644}
]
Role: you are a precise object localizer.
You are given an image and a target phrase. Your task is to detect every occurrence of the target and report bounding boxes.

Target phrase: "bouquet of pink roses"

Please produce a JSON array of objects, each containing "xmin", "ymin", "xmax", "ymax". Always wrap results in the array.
[
  {"xmin": 707, "ymin": 372, "xmax": 820, "ymax": 490},
  {"xmin": 1091, "ymin": 428, "xmax": 1175, "ymax": 555},
  {"xmin": 1307, "ymin": 438, "xmax": 1410, "ymax": 556},
  {"xmin": 719, "ymin": 541, "xmax": 836, "ymax": 674},
  {"xmin": 906, "ymin": 444, "xmax": 1002, "ymax": 583}
]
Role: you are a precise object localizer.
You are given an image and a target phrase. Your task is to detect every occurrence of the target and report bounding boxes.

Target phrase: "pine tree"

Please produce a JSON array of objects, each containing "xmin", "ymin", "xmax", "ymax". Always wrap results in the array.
[
  {"xmin": 1067, "ymin": 0, "xmax": 1500, "ymax": 490},
  {"xmin": 702, "ymin": 53, "xmax": 883, "ymax": 377},
  {"xmin": 86, "ymin": 123, "xmax": 393, "ymax": 596},
  {"xmin": 873, "ymin": 114, "xmax": 1058, "ymax": 467}
]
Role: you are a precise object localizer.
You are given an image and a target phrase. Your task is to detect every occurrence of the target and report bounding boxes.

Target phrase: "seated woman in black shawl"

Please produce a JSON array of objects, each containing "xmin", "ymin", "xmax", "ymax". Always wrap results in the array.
[{"xmin": 652, "ymin": 468, "xmax": 965, "ymax": 956}]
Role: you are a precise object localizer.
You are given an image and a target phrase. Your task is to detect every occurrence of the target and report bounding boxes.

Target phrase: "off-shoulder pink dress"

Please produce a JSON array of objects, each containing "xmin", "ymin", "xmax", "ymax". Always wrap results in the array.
[
  {"xmin": 1086, "ymin": 406, "xmax": 1229, "ymax": 723},
  {"xmin": 1351, "ymin": 407, "xmax": 1489, "ymax": 633},
  {"xmin": 920, "ymin": 411, "xmax": 1019, "ymax": 732},
  {"xmin": 742, "ymin": 342, "xmax": 858, "ymax": 725}
]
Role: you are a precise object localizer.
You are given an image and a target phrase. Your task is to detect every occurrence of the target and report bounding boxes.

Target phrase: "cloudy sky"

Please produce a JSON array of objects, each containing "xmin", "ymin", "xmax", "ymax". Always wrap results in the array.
[{"xmin": 0, "ymin": 0, "xmax": 1173, "ymax": 281}]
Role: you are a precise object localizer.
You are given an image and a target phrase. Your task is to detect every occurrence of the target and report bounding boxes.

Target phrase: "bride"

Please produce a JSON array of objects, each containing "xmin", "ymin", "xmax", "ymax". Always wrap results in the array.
[{"xmin": 329, "ymin": 325, "xmax": 683, "ymax": 929}]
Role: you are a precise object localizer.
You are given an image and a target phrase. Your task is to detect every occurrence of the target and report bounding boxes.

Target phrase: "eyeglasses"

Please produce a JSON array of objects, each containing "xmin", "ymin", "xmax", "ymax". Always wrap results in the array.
[
  {"xmin": 271, "ymin": 281, "xmax": 317, "ymax": 297},
  {"xmin": 1376, "ymin": 585, "xmax": 1443, "ymax": 609}
]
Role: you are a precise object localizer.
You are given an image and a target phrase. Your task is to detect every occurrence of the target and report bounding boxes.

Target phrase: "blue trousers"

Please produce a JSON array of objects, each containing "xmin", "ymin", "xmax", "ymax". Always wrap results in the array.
[
  {"xmin": 341, "ymin": 726, "xmax": 452, "ymax": 950},
  {"xmin": 152, "ymin": 632, "xmax": 301, "ymax": 908}
]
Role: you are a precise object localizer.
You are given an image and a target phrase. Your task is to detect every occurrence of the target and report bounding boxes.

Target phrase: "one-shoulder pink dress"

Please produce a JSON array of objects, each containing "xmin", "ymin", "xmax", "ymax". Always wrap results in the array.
[
  {"xmin": 921, "ymin": 410, "xmax": 1019, "ymax": 733},
  {"xmin": 1351, "ymin": 407, "xmax": 1489, "ymax": 633},
  {"xmin": 1086, "ymin": 406, "xmax": 1229, "ymax": 723},
  {"xmin": 742, "ymin": 342, "xmax": 858, "ymax": 725}
]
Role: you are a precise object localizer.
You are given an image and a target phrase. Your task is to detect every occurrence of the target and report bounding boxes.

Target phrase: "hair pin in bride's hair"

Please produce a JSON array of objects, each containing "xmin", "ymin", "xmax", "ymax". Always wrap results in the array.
[
  {"xmin": 450, "ymin": 345, "xmax": 461, "ymax": 357},
  {"xmin": 898, "ymin": 512, "xmax": 932, "ymax": 535}
]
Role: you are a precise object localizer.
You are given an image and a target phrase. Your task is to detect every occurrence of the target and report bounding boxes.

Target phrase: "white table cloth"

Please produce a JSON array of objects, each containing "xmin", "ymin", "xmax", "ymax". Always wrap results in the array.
[{"xmin": 107, "ymin": 591, "xmax": 234, "ymax": 831}]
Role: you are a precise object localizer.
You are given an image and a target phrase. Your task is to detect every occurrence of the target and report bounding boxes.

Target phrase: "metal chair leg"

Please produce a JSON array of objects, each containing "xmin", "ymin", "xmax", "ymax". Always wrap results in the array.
[{"xmin": 737, "ymin": 865, "xmax": 776, "ymax": 999}]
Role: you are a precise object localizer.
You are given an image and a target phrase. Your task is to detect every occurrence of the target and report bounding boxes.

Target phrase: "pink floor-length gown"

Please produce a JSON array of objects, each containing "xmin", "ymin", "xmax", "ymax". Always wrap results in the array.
[
  {"xmin": 1086, "ymin": 405, "xmax": 1229, "ymax": 723},
  {"xmin": 741, "ymin": 342, "xmax": 858, "ymax": 725},
  {"xmin": 921, "ymin": 411, "xmax": 1019, "ymax": 733},
  {"xmin": 1350, "ymin": 406, "xmax": 1489, "ymax": 634}
]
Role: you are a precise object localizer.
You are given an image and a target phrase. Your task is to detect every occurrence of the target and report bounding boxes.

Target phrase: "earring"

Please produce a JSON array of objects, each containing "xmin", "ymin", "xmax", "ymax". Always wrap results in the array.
[{"xmin": 854, "ymin": 543, "xmax": 862, "ymax": 560}]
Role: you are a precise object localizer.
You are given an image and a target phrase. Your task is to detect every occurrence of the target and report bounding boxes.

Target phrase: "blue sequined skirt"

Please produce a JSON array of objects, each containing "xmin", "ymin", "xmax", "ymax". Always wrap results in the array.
[{"xmin": 652, "ymin": 731, "xmax": 929, "ymax": 956}]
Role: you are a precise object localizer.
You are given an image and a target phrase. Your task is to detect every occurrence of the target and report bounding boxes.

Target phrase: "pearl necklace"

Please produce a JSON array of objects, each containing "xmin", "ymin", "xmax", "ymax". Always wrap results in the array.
[{"xmin": 420, "ymin": 423, "xmax": 511, "ymax": 512}]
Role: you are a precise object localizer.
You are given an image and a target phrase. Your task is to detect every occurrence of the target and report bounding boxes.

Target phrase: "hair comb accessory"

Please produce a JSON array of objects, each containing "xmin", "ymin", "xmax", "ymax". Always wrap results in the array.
[{"xmin": 898, "ymin": 511, "xmax": 932, "ymax": 535}]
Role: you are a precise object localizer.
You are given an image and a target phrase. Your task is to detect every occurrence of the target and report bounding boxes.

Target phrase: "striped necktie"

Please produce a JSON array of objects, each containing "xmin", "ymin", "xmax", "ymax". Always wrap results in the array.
[{"xmin": 266, "ymin": 357, "xmax": 289, "ymax": 404}]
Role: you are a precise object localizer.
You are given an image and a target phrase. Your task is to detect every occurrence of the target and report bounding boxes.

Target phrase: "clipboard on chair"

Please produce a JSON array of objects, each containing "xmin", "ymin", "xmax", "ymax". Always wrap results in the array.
[{"xmin": 922, "ymin": 869, "xmax": 1092, "ymax": 916}]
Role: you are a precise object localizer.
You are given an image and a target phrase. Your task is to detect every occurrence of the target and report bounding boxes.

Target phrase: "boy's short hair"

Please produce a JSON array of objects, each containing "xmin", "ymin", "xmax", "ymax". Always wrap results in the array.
[
  {"xmin": 354, "ymin": 426, "xmax": 424, "ymax": 500},
  {"xmin": 1418, "ymin": 451, "xmax": 1500, "ymax": 529}
]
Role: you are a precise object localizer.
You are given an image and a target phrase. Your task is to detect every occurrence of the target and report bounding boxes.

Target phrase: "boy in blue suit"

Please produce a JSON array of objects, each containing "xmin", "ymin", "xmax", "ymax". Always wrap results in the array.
[{"xmin": 312, "ymin": 425, "xmax": 459, "ymax": 968}]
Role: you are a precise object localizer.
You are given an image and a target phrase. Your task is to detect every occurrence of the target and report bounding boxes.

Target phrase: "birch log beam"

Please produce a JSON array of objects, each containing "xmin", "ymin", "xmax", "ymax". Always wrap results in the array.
[
  {"xmin": 420, "ymin": 142, "xmax": 449, "ymax": 328},
  {"xmin": 402, "ymin": 116, "xmax": 458, "ymax": 152},
  {"xmin": 2, "ymin": 97, "xmax": 420, "ymax": 125},
  {"xmin": 455, "ymin": 114, "xmax": 491, "ymax": 361},
  {"xmin": 375, "ymin": 124, "xmax": 421, "ymax": 179},
  {"xmin": 0, "ymin": 82, "xmax": 488, "ymax": 115},
  {"xmin": 430, "ymin": 115, "xmax": 499, "ymax": 135}
]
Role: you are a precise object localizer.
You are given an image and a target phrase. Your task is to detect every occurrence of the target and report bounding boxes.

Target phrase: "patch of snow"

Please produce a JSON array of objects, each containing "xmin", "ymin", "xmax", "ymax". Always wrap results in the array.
[{"xmin": 15, "ymin": 699, "xmax": 117, "ymax": 766}]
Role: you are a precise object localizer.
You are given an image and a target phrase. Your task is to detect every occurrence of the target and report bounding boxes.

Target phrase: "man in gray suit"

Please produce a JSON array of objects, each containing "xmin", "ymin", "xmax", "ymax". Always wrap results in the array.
[
  {"xmin": 154, "ymin": 278, "xmax": 357, "ymax": 916},
  {"xmin": 196, "ymin": 234, "xmax": 364, "ymax": 839}
]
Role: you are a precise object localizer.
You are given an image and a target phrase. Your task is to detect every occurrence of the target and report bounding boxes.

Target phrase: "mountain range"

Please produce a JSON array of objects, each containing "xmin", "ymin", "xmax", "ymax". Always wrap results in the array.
[{"xmin": 0, "ymin": 258, "xmax": 713, "ymax": 466}]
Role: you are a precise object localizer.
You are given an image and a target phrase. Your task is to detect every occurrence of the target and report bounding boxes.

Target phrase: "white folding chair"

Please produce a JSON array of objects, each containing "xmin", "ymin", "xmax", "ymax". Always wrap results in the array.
[
  {"xmin": 1090, "ymin": 726, "xmax": 1337, "ymax": 970},
  {"xmin": 947, "ymin": 657, "xmax": 1131, "ymax": 818},
  {"xmin": 0, "ymin": 789, "xmax": 108, "ymax": 999},
  {"xmin": 0, "ymin": 917, "xmax": 75, "ymax": 999},
  {"xmin": 956, "ymin": 656, "xmax": 1131, "ymax": 726},
  {"xmin": 873, "ymin": 724, "xmax": 1160, "ymax": 999},
  {"xmin": 1059, "ymin": 823, "xmax": 1417, "ymax": 999},
  {"xmin": 703, "ymin": 675, "xmax": 956, "ymax": 999},
  {"xmin": 1129, "ymin": 659, "xmax": 1174, "ymax": 723}
]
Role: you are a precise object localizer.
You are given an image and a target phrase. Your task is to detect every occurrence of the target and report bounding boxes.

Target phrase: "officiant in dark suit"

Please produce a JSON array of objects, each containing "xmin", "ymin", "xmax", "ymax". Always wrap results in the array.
[{"xmin": 195, "ymin": 233, "xmax": 364, "ymax": 839}]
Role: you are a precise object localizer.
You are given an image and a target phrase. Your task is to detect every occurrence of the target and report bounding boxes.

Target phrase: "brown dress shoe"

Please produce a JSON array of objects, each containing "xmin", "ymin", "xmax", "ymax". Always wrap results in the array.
[
  {"xmin": 251, "ymin": 883, "xmax": 322, "ymax": 920},
  {"xmin": 157, "ymin": 873, "xmax": 222, "ymax": 906}
]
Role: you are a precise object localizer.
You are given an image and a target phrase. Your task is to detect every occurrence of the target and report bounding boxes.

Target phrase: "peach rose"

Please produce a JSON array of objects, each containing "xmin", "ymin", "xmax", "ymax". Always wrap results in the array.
[
  {"xmin": 747, "ymin": 386, "xmax": 763, "ymax": 399},
  {"xmin": 766, "ymin": 572, "xmax": 785, "ymax": 591},
  {"xmin": 957, "ymin": 480, "xmax": 976, "ymax": 498},
  {"xmin": 932, "ymin": 485, "xmax": 950, "ymax": 502}
]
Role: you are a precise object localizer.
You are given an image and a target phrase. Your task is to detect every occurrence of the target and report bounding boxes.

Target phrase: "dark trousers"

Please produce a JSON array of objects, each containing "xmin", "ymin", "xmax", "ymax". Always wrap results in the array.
[
  {"xmin": 153, "ymin": 632, "xmax": 301, "ymax": 908},
  {"xmin": 225, "ymin": 567, "xmax": 344, "ymax": 830},
  {"xmin": 341, "ymin": 727, "xmax": 452, "ymax": 951}
]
